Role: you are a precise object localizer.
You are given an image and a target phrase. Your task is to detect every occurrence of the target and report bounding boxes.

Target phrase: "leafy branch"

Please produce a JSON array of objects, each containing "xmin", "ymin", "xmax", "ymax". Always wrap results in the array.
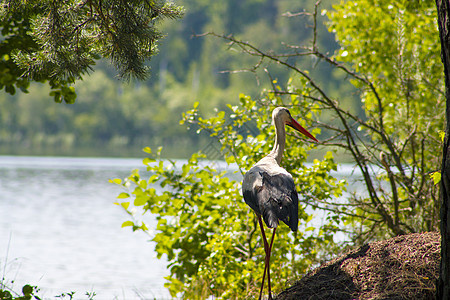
[
  {"xmin": 197, "ymin": 0, "xmax": 443, "ymax": 242},
  {"xmin": 0, "ymin": 0, "xmax": 184, "ymax": 102}
]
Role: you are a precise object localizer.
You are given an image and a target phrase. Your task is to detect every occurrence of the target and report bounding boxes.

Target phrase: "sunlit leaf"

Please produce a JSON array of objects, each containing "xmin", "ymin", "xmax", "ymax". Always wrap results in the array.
[
  {"xmin": 121, "ymin": 221, "xmax": 134, "ymax": 228},
  {"xmin": 439, "ymin": 130, "xmax": 445, "ymax": 142},
  {"xmin": 430, "ymin": 171, "xmax": 441, "ymax": 185},
  {"xmin": 117, "ymin": 192, "xmax": 130, "ymax": 199},
  {"xmin": 110, "ymin": 178, "xmax": 122, "ymax": 185}
]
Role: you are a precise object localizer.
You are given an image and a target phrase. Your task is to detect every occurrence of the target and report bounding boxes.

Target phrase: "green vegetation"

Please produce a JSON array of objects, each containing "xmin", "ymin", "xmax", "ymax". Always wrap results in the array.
[
  {"xmin": 327, "ymin": 0, "xmax": 442, "ymax": 241},
  {"xmin": 0, "ymin": 284, "xmax": 38, "ymax": 300},
  {"xmin": 113, "ymin": 0, "xmax": 443, "ymax": 298},
  {"xmin": 0, "ymin": 0, "xmax": 341, "ymax": 158},
  {"xmin": 0, "ymin": 70, "xmax": 200, "ymax": 158},
  {"xmin": 1, "ymin": 0, "xmax": 444, "ymax": 298},
  {"xmin": 113, "ymin": 99, "xmax": 345, "ymax": 298},
  {"xmin": 0, "ymin": 0, "xmax": 183, "ymax": 101},
  {"xmin": 0, "ymin": 284, "xmax": 96, "ymax": 300}
]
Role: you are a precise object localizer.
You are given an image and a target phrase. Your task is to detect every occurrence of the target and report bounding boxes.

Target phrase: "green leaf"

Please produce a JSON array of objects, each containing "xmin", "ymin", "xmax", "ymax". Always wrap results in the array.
[
  {"xmin": 134, "ymin": 195, "xmax": 148, "ymax": 206},
  {"xmin": 143, "ymin": 147, "xmax": 152, "ymax": 154},
  {"xmin": 324, "ymin": 151, "xmax": 334, "ymax": 160},
  {"xmin": 53, "ymin": 91, "xmax": 62, "ymax": 103},
  {"xmin": 430, "ymin": 171, "xmax": 441, "ymax": 185},
  {"xmin": 141, "ymin": 223, "xmax": 149, "ymax": 231},
  {"xmin": 109, "ymin": 178, "xmax": 122, "ymax": 185},
  {"xmin": 121, "ymin": 221, "xmax": 134, "ymax": 228},
  {"xmin": 439, "ymin": 130, "xmax": 445, "ymax": 142},
  {"xmin": 22, "ymin": 284, "xmax": 33, "ymax": 296},
  {"xmin": 117, "ymin": 192, "xmax": 130, "ymax": 199}
]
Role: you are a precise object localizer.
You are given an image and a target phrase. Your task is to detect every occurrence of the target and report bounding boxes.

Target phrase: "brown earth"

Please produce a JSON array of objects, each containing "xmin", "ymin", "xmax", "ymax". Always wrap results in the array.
[{"xmin": 277, "ymin": 231, "xmax": 441, "ymax": 300}]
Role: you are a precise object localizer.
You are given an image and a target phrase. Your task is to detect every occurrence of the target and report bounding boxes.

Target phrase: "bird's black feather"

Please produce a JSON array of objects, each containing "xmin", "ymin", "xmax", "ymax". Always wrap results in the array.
[{"xmin": 243, "ymin": 171, "xmax": 298, "ymax": 232}]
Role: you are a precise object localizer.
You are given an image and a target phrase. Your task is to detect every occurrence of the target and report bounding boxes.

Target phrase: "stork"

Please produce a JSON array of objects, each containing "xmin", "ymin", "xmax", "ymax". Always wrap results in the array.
[{"xmin": 242, "ymin": 107, "xmax": 318, "ymax": 300}]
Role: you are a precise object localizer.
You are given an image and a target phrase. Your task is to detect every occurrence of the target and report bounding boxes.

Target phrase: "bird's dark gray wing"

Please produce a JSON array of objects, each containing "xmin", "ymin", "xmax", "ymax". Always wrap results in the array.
[
  {"xmin": 243, "ymin": 170, "xmax": 298, "ymax": 232},
  {"xmin": 259, "ymin": 171, "xmax": 298, "ymax": 231},
  {"xmin": 242, "ymin": 170, "xmax": 263, "ymax": 215}
]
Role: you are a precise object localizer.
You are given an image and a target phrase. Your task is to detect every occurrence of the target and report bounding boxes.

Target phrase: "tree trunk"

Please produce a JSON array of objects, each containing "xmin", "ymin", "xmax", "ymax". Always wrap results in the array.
[{"xmin": 436, "ymin": 1, "xmax": 450, "ymax": 299}]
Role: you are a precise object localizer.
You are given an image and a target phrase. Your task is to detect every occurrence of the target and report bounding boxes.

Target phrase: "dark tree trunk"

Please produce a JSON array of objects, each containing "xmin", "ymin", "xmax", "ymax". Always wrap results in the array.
[{"xmin": 436, "ymin": 1, "xmax": 450, "ymax": 299}]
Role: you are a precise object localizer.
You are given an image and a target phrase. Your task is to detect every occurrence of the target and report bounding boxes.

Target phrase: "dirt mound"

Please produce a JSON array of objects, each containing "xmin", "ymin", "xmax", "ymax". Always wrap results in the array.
[{"xmin": 277, "ymin": 232, "xmax": 441, "ymax": 300}]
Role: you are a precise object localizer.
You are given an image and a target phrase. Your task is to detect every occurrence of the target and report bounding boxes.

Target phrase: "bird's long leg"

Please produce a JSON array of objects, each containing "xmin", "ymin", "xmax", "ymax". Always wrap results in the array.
[
  {"xmin": 266, "ymin": 227, "xmax": 276, "ymax": 300},
  {"xmin": 257, "ymin": 214, "xmax": 269, "ymax": 300}
]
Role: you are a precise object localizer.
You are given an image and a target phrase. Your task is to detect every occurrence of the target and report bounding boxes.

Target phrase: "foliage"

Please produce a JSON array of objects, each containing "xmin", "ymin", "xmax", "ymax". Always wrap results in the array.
[
  {"xmin": 0, "ymin": 278, "xmax": 95, "ymax": 300},
  {"xmin": 327, "ymin": 0, "xmax": 443, "ymax": 240},
  {"xmin": 113, "ymin": 97, "xmax": 346, "ymax": 298},
  {"xmin": 0, "ymin": 284, "xmax": 39, "ymax": 300},
  {"xmin": 0, "ymin": 0, "xmax": 183, "ymax": 102},
  {"xmin": 0, "ymin": 0, "xmax": 342, "ymax": 158},
  {"xmin": 111, "ymin": 0, "xmax": 446, "ymax": 297},
  {"xmin": 199, "ymin": 0, "xmax": 443, "ymax": 242},
  {"xmin": 55, "ymin": 291, "xmax": 96, "ymax": 300},
  {"xmin": 0, "ymin": 70, "xmax": 205, "ymax": 158},
  {"xmin": 110, "ymin": 0, "xmax": 446, "ymax": 297}
]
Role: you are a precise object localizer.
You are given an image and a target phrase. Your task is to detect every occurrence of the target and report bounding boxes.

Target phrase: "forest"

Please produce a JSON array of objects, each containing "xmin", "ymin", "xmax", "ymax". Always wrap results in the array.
[{"xmin": 0, "ymin": 0, "xmax": 354, "ymax": 158}]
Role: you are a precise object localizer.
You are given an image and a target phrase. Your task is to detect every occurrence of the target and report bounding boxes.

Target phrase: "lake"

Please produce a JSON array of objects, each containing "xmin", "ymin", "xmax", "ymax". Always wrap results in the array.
[{"xmin": 0, "ymin": 156, "xmax": 171, "ymax": 300}]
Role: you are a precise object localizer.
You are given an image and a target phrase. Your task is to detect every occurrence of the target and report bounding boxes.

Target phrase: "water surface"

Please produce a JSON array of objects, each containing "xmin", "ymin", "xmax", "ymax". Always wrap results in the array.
[{"xmin": 0, "ymin": 156, "xmax": 170, "ymax": 299}]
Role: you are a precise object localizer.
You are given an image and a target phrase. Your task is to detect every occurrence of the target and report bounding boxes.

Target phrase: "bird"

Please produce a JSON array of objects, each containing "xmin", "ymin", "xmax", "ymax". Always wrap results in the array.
[{"xmin": 242, "ymin": 107, "xmax": 318, "ymax": 300}]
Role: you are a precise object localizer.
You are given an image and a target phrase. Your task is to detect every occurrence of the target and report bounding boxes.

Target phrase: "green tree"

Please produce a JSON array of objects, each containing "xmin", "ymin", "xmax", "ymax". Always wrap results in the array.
[
  {"xmin": 0, "ymin": 0, "xmax": 183, "ymax": 103},
  {"xmin": 327, "ymin": 0, "xmax": 443, "ymax": 240}
]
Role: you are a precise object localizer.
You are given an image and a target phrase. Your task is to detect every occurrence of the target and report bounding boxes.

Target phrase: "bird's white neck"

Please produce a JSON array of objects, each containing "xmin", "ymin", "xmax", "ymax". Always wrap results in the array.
[{"xmin": 268, "ymin": 117, "xmax": 286, "ymax": 165}]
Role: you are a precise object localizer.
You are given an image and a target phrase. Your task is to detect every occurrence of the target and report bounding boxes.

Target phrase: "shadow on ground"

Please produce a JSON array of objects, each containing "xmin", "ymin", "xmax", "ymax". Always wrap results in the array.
[{"xmin": 277, "ymin": 232, "xmax": 440, "ymax": 300}]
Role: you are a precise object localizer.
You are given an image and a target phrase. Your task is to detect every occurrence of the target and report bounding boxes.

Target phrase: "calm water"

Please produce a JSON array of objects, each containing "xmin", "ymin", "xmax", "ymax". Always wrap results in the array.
[{"xmin": 0, "ymin": 156, "xmax": 171, "ymax": 299}]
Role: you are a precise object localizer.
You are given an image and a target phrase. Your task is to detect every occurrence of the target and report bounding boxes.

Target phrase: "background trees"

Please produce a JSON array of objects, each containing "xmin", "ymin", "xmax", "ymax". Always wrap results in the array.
[{"xmin": 0, "ymin": 0, "xmax": 341, "ymax": 158}]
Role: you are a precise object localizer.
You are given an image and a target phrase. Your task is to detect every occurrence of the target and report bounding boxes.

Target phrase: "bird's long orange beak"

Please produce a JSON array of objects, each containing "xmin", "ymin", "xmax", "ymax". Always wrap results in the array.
[{"xmin": 288, "ymin": 117, "xmax": 318, "ymax": 142}]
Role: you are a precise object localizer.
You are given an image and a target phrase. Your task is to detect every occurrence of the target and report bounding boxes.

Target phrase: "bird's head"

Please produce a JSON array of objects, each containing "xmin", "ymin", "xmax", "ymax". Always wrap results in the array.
[{"xmin": 272, "ymin": 107, "xmax": 318, "ymax": 142}]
